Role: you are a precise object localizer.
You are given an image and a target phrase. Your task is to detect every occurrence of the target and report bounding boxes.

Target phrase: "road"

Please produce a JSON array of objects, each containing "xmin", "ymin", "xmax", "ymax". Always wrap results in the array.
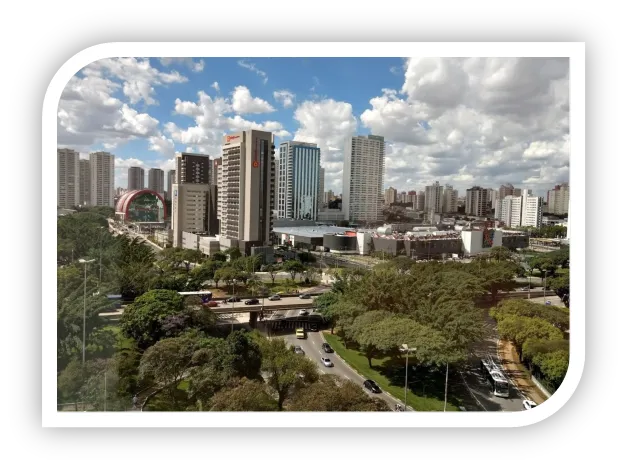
[
  {"xmin": 458, "ymin": 310, "xmax": 527, "ymax": 412},
  {"xmin": 275, "ymin": 311, "xmax": 407, "ymax": 411}
]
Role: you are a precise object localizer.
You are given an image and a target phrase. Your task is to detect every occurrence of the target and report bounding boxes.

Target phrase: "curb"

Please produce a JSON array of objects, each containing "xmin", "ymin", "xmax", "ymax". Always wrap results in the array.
[{"xmin": 320, "ymin": 332, "xmax": 415, "ymax": 412}]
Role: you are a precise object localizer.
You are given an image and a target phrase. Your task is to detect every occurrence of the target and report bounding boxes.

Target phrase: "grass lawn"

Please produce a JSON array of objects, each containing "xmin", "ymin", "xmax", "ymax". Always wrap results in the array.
[{"xmin": 323, "ymin": 333, "xmax": 459, "ymax": 411}]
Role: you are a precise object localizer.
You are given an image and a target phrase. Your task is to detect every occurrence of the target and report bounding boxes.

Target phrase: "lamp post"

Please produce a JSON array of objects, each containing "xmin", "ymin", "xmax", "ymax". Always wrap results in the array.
[
  {"xmin": 527, "ymin": 276, "xmax": 531, "ymax": 299},
  {"xmin": 443, "ymin": 362, "xmax": 449, "ymax": 412},
  {"xmin": 231, "ymin": 278, "xmax": 236, "ymax": 334},
  {"xmin": 78, "ymin": 258, "xmax": 95, "ymax": 365},
  {"xmin": 400, "ymin": 343, "xmax": 417, "ymax": 411},
  {"xmin": 543, "ymin": 270, "xmax": 547, "ymax": 302}
]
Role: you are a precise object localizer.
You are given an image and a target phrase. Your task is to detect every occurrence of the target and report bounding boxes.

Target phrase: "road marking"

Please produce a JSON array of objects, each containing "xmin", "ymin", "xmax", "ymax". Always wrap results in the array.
[{"xmin": 344, "ymin": 374, "xmax": 351, "ymax": 380}]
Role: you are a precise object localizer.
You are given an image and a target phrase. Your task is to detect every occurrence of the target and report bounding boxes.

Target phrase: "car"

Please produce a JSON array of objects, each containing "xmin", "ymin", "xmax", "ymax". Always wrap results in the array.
[
  {"xmin": 269, "ymin": 294, "xmax": 281, "ymax": 301},
  {"xmin": 298, "ymin": 309, "xmax": 309, "ymax": 316},
  {"xmin": 205, "ymin": 301, "xmax": 218, "ymax": 307},
  {"xmin": 309, "ymin": 323, "xmax": 319, "ymax": 332},
  {"xmin": 295, "ymin": 328, "xmax": 306, "ymax": 339},
  {"xmin": 245, "ymin": 298, "xmax": 260, "ymax": 305},
  {"xmin": 521, "ymin": 287, "xmax": 529, "ymax": 291},
  {"xmin": 226, "ymin": 297, "xmax": 241, "ymax": 303},
  {"xmin": 363, "ymin": 379, "xmax": 382, "ymax": 393},
  {"xmin": 522, "ymin": 399, "xmax": 538, "ymax": 410},
  {"xmin": 321, "ymin": 357, "xmax": 334, "ymax": 367},
  {"xmin": 322, "ymin": 343, "xmax": 333, "ymax": 353},
  {"xmin": 293, "ymin": 345, "xmax": 305, "ymax": 355},
  {"xmin": 299, "ymin": 293, "xmax": 312, "ymax": 299}
]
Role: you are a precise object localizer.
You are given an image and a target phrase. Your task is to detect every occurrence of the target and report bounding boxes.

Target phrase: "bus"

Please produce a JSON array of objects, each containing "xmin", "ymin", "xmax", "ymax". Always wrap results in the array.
[{"xmin": 480, "ymin": 357, "xmax": 510, "ymax": 398}]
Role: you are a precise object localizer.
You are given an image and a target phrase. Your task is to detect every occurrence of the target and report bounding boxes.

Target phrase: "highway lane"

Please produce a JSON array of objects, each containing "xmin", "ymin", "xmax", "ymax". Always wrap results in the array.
[{"xmin": 279, "ymin": 311, "xmax": 405, "ymax": 411}]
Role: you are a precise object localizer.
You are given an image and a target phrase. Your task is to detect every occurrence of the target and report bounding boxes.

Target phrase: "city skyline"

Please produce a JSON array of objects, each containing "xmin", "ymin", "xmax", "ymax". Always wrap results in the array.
[{"xmin": 58, "ymin": 57, "xmax": 569, "ymax": 196}]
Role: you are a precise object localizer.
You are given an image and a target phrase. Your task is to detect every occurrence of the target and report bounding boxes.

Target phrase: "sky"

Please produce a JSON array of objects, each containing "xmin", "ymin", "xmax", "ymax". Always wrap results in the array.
[{"xmin": 57, "ymin": 57, "xmax": 570, "ymax": 197}]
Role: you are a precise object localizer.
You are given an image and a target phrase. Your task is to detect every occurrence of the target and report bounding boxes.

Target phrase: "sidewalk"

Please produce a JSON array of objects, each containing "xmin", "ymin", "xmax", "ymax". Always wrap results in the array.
[{"xmin": 497, "ymin": 339, "xmax": 547, "ymax": 404}]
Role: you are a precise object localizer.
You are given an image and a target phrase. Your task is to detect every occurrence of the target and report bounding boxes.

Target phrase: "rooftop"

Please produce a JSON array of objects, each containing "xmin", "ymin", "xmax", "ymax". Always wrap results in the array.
[{"xmin": 272, "ymin": 225, "xmax": 352, "ymax": 238}]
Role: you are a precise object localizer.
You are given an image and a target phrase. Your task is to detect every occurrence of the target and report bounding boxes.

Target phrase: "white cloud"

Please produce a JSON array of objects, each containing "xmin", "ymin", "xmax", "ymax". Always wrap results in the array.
[
  {"xmin": 159, "ymin": 57, "xmax": 205, "ymax": 72},
  {"xmin": 237, "ymin": 59, "xmax": 268, "ymax": 84},
  {"xmin": 148, "ymin": 134, "xmax": 176, "ymax": 158},
  {"xmin": 273, "ymin": 90, "xmax": 295, "ymax": 108},
  {"xmin": 231, "ymin": 86, "xmax": 275, "ymax": 114},
  {"xmin": 211, "ymin": 81, "xmax": 220, "ymax": 92}
]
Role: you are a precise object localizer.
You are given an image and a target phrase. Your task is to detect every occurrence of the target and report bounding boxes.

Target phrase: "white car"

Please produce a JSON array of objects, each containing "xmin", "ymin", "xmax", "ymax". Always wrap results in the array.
[
  {"xmin": 298, "ymin": 309, "xmax": 309, "ymax": 316},
  {"xmin": 522, "ymin": 399, "xmax": 538, "ymax": 410},
  {"xmin": 320, "ymin": 357, "xmax": 334, "ymax": 367}
]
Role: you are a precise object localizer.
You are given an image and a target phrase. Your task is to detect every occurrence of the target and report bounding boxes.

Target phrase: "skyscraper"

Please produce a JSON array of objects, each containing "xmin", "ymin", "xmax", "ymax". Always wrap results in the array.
[
  {"xmin": 57, "ymin": 148, "xmax": 80, "ymax": 209},
  {"xmin": 499, "ymin": 195, "xmax": 522, "ymax": 227},
  {"xmin": 277, "ymin": 141, "xmax": 321, "ymax": 220},
  {"xmin": 220, "ymin": 130, "xmax": 275, "ymax": 252},
  {"xmin": 175, "ymin": 152, "xmax": 211, "ymax": 184},
  {"xmin": 442, "ymin": 184, "xmax": 458, "ymax": 213},
  {"xmin": 416, "ymin": 191, "xmax": 425, "ymax": 212},
  {"xmin": 166, "ymin": 169, "xmax": 176, "ymax": 200},
  {"xmin": 128, "ymin": 166, "xmax": 144, "ymax": 191},
  {"xmin": 148, "ymin": 168, "xmax": 165, "ymax": 195},
  {"xmin": 424, "ymin": 181, "xmax": 443, "ymax": 215},
  {"xmin": 79, "ymin": 159, "xmax": 91, "ymax": 207},
  {"xmin": 547, "ymin": 183, "xmax": 569, "ymax": 215},
  {"xmin": 212, "ymin": 158, "xmax": 223, "ymax": 223},
  {"xmin": 343, "ymin": 135, "xmax": 385, "ymax": 223},
  {"xmin": 384, "ymin": 187, "xmax": 397, "ymax": 205},
  {"xmin": 89, "ymin": 151, "xmax": 115, "ymax": 207},
  {"xmin": 318, "ymin": 166, "xmax": 325, "ymax": 215},
  {"xmin": 465, "ymin": 186, "xmax": 489, "ymax": 217}
]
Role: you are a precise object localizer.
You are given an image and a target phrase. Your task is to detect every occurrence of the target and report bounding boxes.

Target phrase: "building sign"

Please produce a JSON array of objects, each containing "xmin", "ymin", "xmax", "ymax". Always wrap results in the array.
[
  {"xmin": 482, "ymin": 227, "xmax": 495, "ymax": 248},
  {"xmin": 226, "ymin": 135, "xmax": 240, "ymax": 143}
]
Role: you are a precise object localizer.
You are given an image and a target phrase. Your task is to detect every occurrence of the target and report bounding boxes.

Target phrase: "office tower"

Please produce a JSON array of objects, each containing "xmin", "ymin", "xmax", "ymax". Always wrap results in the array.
[
  {"xmin": 78, "ymin": 159, "xmax": 91, "ymax": 207},
  {"xmin": 89, "ymin": 151, "xmax": 115, "ymax": 207},
  {"xmin": 547, "ymin": 183, "xmax": 569, "ymax": 215},
  {"xmin": 57, "ymin": 148, "xmax": 80, "ymax": 209},
  {"xmin": 384, "ymin": 187, "xmax": 397, "ymax": 205},
  {"xmin": 442, "ymin": 184, "xmax": 458, "ymax": 213},
  {"xmin": 172, "ymin": 152, "xmax": 217, "ymax": 247},
  {"xmin": 318, "ymin": 166, "xmax": 325, "ymax": 214},
  {"xmin": 343, "ymin": 135, "xmax": 385, "ymax": 223},
  {"xmin": 274, "ymin": 159, "xmax": 279, "ymax": 210},
  {"xmin": 465, "ymin": 186, "xmax": 489, "ymax": 217},
  {"xmin": 424, "ymin": 181, "xmax": 443, "ymax": 215},
  {"xmin": 128, "ymin": 166, "xmax": 144, "ymax": 191},
  {"xmin": 277, "ymin": 141, "xmax": 320, "ymax": 220},
  {"xmin": 416, "ymin": 191, "xmax": 425, "ymax": 211},
  {"xmin": 220, "ymin": 130, "xmax": 275, "ymax": 251},
  {"xmin": 175, "ymin": 152, "xmax": 211, "ymax": 185},
  {"xmin": 148, "ymin": 168, "xmax": 165, "ymax": 195},
  {"xmin": 166, "ymin": 169, "xmax": 176, "ymax": 200},
  {"xmin": 213, "ymin": 158, "xmax": 223, "ymax": 222}
]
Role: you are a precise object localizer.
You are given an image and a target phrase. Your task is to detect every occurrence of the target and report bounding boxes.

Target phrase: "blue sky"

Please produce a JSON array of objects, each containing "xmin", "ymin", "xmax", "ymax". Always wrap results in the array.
[{"xmin": 58, "ymin": 57, "xmax": 570, "ymax": 196}]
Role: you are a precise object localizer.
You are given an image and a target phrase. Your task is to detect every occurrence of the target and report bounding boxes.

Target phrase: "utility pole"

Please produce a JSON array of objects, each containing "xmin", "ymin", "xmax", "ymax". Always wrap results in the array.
[{"xmin": 443, "ymin": 362, "xmax": 449, "ymax": 412}]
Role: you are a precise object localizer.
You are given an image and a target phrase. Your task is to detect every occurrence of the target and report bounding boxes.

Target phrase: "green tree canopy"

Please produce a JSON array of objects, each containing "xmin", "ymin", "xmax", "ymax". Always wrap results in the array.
[{"xmin": 209, "ymin": 378, "xmax": 276, "ymax": 411}]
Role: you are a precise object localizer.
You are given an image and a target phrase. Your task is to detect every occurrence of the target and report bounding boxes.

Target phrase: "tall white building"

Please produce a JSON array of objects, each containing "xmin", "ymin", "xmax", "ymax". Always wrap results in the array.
[
  {"xmin": 548, "ymin": 183, "xmax": 569, "ymax": 215},
  {"xmin": 499, "ymin": 195, "xmax": 522, "ymax": 227},
  {"xmin": 343, "ymin": 135, "xmax": 385, "ymax": 223},
  {"xmin": 384, "ymin": 187, "xmax": 397, "ymax": 205},
  {"xmin": 128, "ymin": 166, "xmax": 144, "ymax": 191},
  {"xmin": 79, "ymin": 159, "xmax": 91, "ymax": 207},
  {"xmin": 57, "ymin": 148, "xmax": 80, "ymax": 209},
  {"xmin": 424, "ymin": 181, "xmax": 443, "ymax": 215},
  {"xmin": 318, "ymin": 166, "xmax": 325, "ymax": 214},
  {"xmin": 522, "ymin": 194, "xmax": 542, "ymax": 228},
  {"xmin": 89, "ymin": 151, "xmax": 115, "ymax": 207},
  {"xmin": 213, "ymin": 158, "xmax": 223, "ymax": 222},
  {"xmin": 277, "ymin": 141, "xmax": 320, "ymax": 220},
  {"xmin": 499, "ymin": 191, "xmax": 543, "ymax": 228},
  {"xmin": 220, "ymin": 130, "xmax": 275, "ymax": 252},
  {"xmin": 148, "ymin": 168, "xmax": 165, "ymax": 195},
  {"xmin": 442, "ymin": 184, "xmax": 458, "ymax": 213}
]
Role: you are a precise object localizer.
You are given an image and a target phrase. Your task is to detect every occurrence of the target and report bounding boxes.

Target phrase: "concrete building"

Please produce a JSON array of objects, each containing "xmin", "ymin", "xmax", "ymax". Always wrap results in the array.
[
  {"xmin": 176, "ymin": 152, "xmax": 212, "ymax": 184},
  {"xmin": 148, "ymin": 168, "xmax": 164, "ymax": 196},
  {"xmin": 89, "ymin": 151, "xmax": 115, "ymax": 207},
  {"xmin": 220, "ymin": 130, "xmax": 276, "ymax": 253},
  {"xmin": 78, "ymin": 159, "xmax": 91, "ymax": 207},
  {"xmin": 547, "ymin": 183, "xmax": 569, "ymax": 215},
  {"xmin": 416, "ymin": 191, "xmax": 425, "ymax": 212},
  {"xmin": 318, "ymin": 166, "xmax": 325, "ymax": 214},
  {"xmin": 128, "ymin": 166, "xmax": 145, "ymax": 191},
  {"xmin": 57, "ymin": 148, "xmax": 80, "ymax": 209},
  {"xmin": 425, "ymin": 181, "xmax": 444, "ymax": 216},
  {"xmin": 213, "ymin": 157, "xmax": 223, "ymax": 222},
  {"xmin": 499, "ymin": 183, "xmax": 515, "ymax": 200},
  {"xmin": 499, "ymin": 195, "xmax": 522, "ymax": 227},
  {"xmin": 277, "ymin": 141, "xmax": 320, "ymax": 220},
  {"xmin": 442, "ymin": 184, "xmax": 458, "ymax": 213},
  {"xmin": 521, "ymin": 192, "xmax": 543, "ymax": 228},
  {"xmin": 465, "ymin": 186, "xmax": 489, "ymax": 217},
  {"xmin": 323, "ymin": 189, "xmax": 334, "ymax": 207},
  {"xmin": 343, "ymin": 135, "xmax": 385, "ymax": 223},
  {"xmin": 384, "ymin": 187, "xmax": 397, "ymax": 205},
  {"xmin": 318, "ymin": 208, "xmax": 346, "ymax": 223},
  {"xmin": 166, "ymin": 169, "xmax": 176, "ymax": 201}
]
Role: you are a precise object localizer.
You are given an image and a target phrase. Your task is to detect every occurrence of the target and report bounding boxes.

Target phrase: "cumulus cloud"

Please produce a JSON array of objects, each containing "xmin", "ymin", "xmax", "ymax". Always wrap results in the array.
[
  {"xmin": 231, "ymin": 86, "xmax": 275, "ymax": 114},
  {"xmin": 159, "ymin": 57, "xmax": 205, "ymax": 72},
  {"xmin": 273, "ymin": 90, "xmax": 295, "ymax": 108},
  {"xmin": 211, "ymin": 81, "xmax": 220, "ymax": 92}
]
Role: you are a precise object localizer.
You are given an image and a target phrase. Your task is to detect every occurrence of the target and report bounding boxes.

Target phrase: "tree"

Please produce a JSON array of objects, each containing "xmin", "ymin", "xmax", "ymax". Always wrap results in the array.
[
  {"xmin": 488, "ymin": 246, "xmax": 513, "ymax": 262},
  {"xmin": 225, "ymin": 330, "xmax": 263, "ymax": 379},
  {"xmin": 259, "ymin": 338, "xmax": 319, "ymax": 410},
  {"xmin": 282, "ymin": 260, "xmax": 305, "ymax": 281},
  {"xmin": 382, "ymin": 206, "xmax": 411, "ymax": 223},
  {"xmin": 288, "ymin": 375, "xmax": 389, "ymax": 411},
  {"xmin": 490, "ymin": 299, "xmax": 570, "ymax": 333},
  {"xmin": 313, "ymin": 291, "xmax": 341, "ymax": 333},
  {"xmin": 225, "ymin": 247, "xmax": 242, "ymax": 261},
  {"xmin": 547, "ymin": 270, "xmax": 570, "ymax": 307},
  {"xmin": 57, "ymin": 359, "xmax": 84, "ymax": 410},
  {"xmin": 209, "ymin": 378, "xmax": 276, "ymax": 411},
  {"xmin": 497, "ymin": 315, "xmax": 564, "ymax": 361},
  {"xmin": 215, "ymin": 266, "xmax": 239, "ymax": 291},
  {"xmin": 266, "ymin": 264, "xmax": 281, "ymax": 285},
  {"xmin": 211, "ymin": 252, "xmax": 227, "ymax": 262},
  {"xmin": 297, "ymin": 251, "xmax": 316, "ymax": 264},
  {"xmin": 119, "ymin": 289, "xmax": 184, "ymax": 350}
]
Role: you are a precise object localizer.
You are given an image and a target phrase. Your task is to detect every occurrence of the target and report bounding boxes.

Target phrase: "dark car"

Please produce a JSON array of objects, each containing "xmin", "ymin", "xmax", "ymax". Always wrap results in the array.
[
  {"xmin": 245, "ymin": 298, "xmax": 260, "ymax": 305},
  {"xmin": 299, "ymin": 293, "xmax": 312, "ymax": 299},
  {"xmin": 322, "ymin": 342, "xmax": 333, "ymax": 353},
  {"xmin": 226, "ymin": 297, "xmax": 241, "ymax": 303},
  {"xmin": 309, "ymin": 323, "xmax": 319, "ymax": 332},
  {"xmin": 364, "ymin": 379, "xmax": 382, "ymax": 393}
]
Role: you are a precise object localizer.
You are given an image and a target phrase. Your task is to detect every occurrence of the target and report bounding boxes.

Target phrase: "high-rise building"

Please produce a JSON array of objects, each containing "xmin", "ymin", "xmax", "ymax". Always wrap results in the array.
[
  {"xmin": 220, "ymin": 130, "xmax": 275, "ymax": 252},
  {"xmin": 78, "ymin": 159, "xmax": 91, "ymax": 207},
  {"xmin": 424, "ymin": 182, "xmax": 443, "ymax": 215},
  {"xmin": 491, "ymin": 189, "xmax": 499, "ymax": 209},
  {"xmin": 57, "ymin": 148, "xmax": 80, "ymax": 209},
  {"xmin": 499, "ymin": 195, "xmax": 522, "ymax": 227},
  {"xmin": 384, "ymin": 187, "xmax": 397, "ymax": 205},
  {"xmin": 465, "ymin": 186, "xmax": 489, "ymax": 217},
  {"xmin": 442, "ymin": 184, "xmax": 458, "ymax": 213},
  {"xmin": 416, "ymin": 191, "xmax": 425, "ymax": 212},
  {"xmin": 213, "ymin": 158, "xmax": 223, "ymax": 223},
  {"xmin": 521, "ymin": 194, "xmax": 542, "ymax": 228},
  {"xmin": 172, "ymin": 152, "xmax": 217, "ymax": 247},
  {"xmin": 547, "ymin": 183, "xmax": 569, "ymax": 215},
  {"xmin": 148, "ymin": 168, "xmax": 165, "ymax": 196},
  {"xmin": 499, "ymin": 183, "xmax": 515, "ymax": 200},
  {"xmin": 89, "ymin": 151, "xmax": 115, "ymax": 207},
  {"xmin": 318, "ymin": 166, "xmax": 325, "ymax": 214},
  {"xmin": 513, "ymin": 188, "xmax": 522, "ymax": 197},
  {"xmin": 128, "ymin": 166, "xmax": 144, "ymax": 191},
  {"xmin": 323, "ymin": 189, "xmax": 334, "ymax": 206},
  {"xmin": 499, "ymin": 191, "xmax": 543, "ymax": 228},
  {"xmin": 166, "ymin": 169, "xmax": 176, "ymax": 201},
  {"xmin": 343, "ymin": 135, "xmax": 385, "ymax": 223},
  {"xmin": 277, "ymin": 141, "xmax": 320, "ymax": 220}
]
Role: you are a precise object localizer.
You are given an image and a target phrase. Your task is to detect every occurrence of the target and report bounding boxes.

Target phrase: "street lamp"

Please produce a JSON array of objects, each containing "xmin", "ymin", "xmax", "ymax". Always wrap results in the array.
[
  {"xmin": 400, "ymin": 343, "xmax": 417, "ymax": 411},
  {"xmin": 543, "ymin": 270, "xmax": 547, "ymax": 302},
  {"xmin": 527, "ymin": 276, "xmax": 531, "ymax": 300},
  {"xmin": 231, "ymin": 278, "xmax": 236, "ymax": 334},
  {"xmin": 78, "ymin": 258, "xmax": 95, "ymax": 365}
]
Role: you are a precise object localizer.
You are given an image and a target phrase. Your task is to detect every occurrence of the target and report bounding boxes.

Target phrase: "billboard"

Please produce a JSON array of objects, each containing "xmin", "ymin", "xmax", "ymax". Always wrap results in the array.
[{"xmin": 127, "ymin": 192, "xmax": 165, "ymax": 222}]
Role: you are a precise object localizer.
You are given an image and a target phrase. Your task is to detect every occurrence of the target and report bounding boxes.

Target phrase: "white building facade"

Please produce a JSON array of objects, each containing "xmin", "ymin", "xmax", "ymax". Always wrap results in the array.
[
  {"xmin": 89, "ymin": 151, "xmax": 115, "ymax": 207},
  {"xmin": 57, "ymin": 148, "xmax": 80, "ymax": 209}
]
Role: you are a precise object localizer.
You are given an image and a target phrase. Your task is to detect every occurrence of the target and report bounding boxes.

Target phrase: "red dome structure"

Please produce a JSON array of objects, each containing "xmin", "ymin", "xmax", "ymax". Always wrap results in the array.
[{"xmin": 115, "ymin": 189, "xmax": 167, "ymax": 222}]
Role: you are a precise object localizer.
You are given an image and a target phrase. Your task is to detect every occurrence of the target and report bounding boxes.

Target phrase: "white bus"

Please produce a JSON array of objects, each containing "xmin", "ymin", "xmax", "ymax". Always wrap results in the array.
[{"xmin": 481, "ymin": 357, "xmax": 510, "ymax": 398}]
